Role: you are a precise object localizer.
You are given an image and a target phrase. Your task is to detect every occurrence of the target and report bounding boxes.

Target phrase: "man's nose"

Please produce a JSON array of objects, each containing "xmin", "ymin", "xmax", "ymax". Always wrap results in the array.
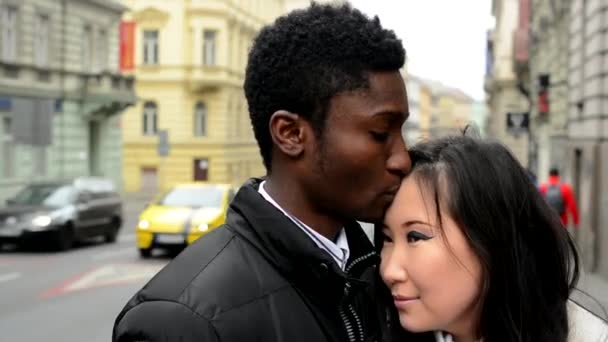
[{"xmin": 387, "ymin": 136, "xmax": 411, "ymax": 176}]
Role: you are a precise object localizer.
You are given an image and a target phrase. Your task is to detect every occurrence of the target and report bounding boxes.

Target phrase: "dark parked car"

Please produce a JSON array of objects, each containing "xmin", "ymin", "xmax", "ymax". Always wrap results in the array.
[{"xmin": 0, "ymin": 177, "xmax": 123, "ymax": 250}]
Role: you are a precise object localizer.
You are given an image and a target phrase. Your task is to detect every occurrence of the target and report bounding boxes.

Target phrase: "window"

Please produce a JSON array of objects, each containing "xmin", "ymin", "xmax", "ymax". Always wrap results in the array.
[
  {"xmin": 193, "ymin": 158, "xmax": 209, "ymax": 181},
  {"xmin": 97, "ymin": 29, "xmax": 107, "ymax": 71},
  {"xmin": 143, "ymin": 30, "xmax": 158, "ymax": 65},
  {"xmin": 203, "ymin": 30, "xmax": 216, "ymax": 66},
  {"xmin": 33, "ymin": 14, "xmax": 50, "ymax": 67},
  {"xmin": 194, "ymin": 102, "xmax": 207, "ymax": 137},
  {"xmin": 142, "ymin": 102, "xmax": 158, "ymax": 136},
  {"xmin": 159, "ymin": 185, "xmax": 221, "ymax": 207},
  {"xmin": 2, "ymin": 116, "xmax": 15, "ymax": 178},
  {"xmin": 11, "ymin": 184, "xmax": 74, "ymax": 207},
  {"xmin": 1, "ymin": 6, "xmax": 18, "ymax": 62},
  {"xmin": 82, "ymin": 26, "xmax": 93, "ymax": 71}
]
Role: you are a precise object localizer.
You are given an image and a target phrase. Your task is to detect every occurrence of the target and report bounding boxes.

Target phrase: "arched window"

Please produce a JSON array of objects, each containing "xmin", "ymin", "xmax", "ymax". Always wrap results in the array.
[
  {"xmin": 142, "ymin": 101, "xmax": 158, "ymax": 136},
  {"xmin": 194, "ymin": 101, "xmax": 207, "ymax": 137}
]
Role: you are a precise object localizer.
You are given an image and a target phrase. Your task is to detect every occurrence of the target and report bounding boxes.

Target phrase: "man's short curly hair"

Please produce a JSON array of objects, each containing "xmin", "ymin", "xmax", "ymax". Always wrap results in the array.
[{"xmin": 244, "ymin": 2, "xmax": 406, "ymax": 171}]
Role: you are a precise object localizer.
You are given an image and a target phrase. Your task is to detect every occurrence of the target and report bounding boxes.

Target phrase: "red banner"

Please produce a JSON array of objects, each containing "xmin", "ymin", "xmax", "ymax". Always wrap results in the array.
[{"xmin": 120, "ymin": 21, "xmax": 135, "ymax": 71}]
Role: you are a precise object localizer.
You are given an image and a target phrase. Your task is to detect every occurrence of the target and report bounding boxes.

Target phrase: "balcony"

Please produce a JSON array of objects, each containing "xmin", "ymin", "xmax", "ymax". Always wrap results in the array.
[
  {"xmin": 0, "ymin": 63, "xmax": 135, "ymax": 118},
  {"xmin": 187, "ymin": 65, "xmax": 241, "ymax": 92},
  {"xmin": 78, "ymin": 72, "xmax": 136, "ymax": 105}
]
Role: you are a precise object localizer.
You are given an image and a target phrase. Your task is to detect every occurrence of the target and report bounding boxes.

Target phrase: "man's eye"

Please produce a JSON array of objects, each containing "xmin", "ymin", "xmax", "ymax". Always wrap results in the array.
[
  {"xmin": 370, "ymin": 131, "xmax": 389, "ymax": 142},
  {"xmin": 406, "ymin": 231, "xmax": 432, "ymax": 243}
]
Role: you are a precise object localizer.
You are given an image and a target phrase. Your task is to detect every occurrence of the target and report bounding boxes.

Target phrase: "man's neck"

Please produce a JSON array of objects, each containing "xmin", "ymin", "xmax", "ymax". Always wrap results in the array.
[{"xmin": 264, "ymin": 176, "xmax": 343, "ymax": 241}]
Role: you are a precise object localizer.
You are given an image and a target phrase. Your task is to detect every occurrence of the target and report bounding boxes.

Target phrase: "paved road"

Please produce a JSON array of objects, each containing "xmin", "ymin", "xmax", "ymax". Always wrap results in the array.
[{"xmin": 0, "ymin": 195, "xmax": 170, "ymax": 342}]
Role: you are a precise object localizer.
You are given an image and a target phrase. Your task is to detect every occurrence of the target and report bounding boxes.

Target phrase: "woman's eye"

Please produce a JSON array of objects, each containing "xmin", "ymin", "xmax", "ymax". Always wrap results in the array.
[
  {"xmin": 406, "ymin": 231, "xmax": 432, "ymax": 243},
  {"xmin": 370, "ymin": 131, "xmax": 389, "ymax": 142}
]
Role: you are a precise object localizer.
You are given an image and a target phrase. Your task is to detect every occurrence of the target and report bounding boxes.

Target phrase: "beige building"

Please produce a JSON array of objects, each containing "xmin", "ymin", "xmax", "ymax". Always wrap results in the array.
[
  {"xmin": 120, "ymin": 0, "xmax": 284, "ymax": 194},
  {"xmin": 418, "ymin": 79, "xmax": 475, "ymax": 138},
  {"xmin": 486, "ymin": 0, "xmax": 529, "ymax": 166},
  {"xmin": 283, "ymin": 0, "xmax": 345, "ymax": 12},
  {"xmin": 405, "ymin": 74, "xmax": 475, "ymax": 145}
]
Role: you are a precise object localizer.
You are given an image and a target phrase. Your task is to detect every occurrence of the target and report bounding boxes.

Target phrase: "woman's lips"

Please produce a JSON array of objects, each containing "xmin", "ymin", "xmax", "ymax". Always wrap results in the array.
[{"xmin": 393, "ymin": 295, "xmax": 420, "ymax": 309}]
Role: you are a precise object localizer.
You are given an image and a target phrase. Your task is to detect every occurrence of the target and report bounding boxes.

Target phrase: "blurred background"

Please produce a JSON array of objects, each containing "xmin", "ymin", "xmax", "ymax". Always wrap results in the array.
[{"xmin": 0, "ymin": 0, "xmax": 606, "ymax": 341}]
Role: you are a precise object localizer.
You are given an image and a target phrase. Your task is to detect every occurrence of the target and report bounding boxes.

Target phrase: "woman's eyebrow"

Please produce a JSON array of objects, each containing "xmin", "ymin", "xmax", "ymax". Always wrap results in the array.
[{"xmin": 401, "ymin": 220, "xmax": 432, "ymax": 228}]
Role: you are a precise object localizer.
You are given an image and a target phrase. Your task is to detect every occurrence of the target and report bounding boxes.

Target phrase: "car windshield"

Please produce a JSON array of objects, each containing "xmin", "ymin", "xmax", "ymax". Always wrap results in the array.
[
  {"xmin": 159, "ymin": 186, "xmax": 223, "ymax": 208},
  {"xmin": 11, "ymin": 184, "xmax": 75, "ymax": 208}
]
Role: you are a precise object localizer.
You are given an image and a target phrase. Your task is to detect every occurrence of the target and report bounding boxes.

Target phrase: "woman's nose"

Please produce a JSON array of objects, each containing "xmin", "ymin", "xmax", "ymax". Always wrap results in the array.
[{"xmin": 380, "ymin": 247, "xmax": 409, "ymax": 286}]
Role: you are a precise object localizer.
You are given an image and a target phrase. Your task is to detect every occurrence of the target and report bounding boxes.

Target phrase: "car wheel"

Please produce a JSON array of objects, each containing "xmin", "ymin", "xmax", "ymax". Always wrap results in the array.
[
  {"xmin": 104, "ymin": 217, "xmax": 121, "ymax": 243},
  {"xmin": 139, "ymin": 247, "xmax": 152, "ymax": 258},
  {"xmin": 55, "ymin": 224, "xmax": 75, "ymax": 251}
]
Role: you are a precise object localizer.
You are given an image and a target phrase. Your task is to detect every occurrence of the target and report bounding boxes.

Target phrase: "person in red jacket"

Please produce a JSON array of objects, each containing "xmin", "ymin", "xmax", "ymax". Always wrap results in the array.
[{"xmin": 539, "ymin": 168, "xmax": 580, "ymax": 228}]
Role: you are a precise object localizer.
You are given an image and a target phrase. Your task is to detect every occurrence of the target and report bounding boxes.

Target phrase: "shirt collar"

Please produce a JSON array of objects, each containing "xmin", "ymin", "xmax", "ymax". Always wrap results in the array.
[{"xmin": 258, "ymin": 181, "xmax": 350, "ymax": 270}]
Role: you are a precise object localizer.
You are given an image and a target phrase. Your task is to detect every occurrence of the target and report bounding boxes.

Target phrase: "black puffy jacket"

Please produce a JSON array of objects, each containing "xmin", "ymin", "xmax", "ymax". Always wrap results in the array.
[{"xmin": 114, "ymin": 179, "xmax": 421, "ymax": 342}]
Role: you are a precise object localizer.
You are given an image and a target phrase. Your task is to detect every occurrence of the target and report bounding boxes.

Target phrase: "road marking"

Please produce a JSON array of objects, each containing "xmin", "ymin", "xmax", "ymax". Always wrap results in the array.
[
  {"xmin": 92, "ymin": 248, "xmax": 135, "ymax": 261},
  {"xmin": 0, "ymin": 258, "xmax": 15, "ymax": 267},
  {"xmin": 0, "ymin": 272, "xmax": 21, "ymax": 284},
  {"xmin": 41, "ymin": 263, "xmax": 165, "ymax": 298},
  {"xmin": 118, "ymin": 234, "xmax": 135, "ymax": 242}
]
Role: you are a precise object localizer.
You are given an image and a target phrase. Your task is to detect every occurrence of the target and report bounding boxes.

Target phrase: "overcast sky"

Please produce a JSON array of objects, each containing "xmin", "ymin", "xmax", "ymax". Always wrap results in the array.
[{"xmin": 349, "ymin": 0, "xmax": 494, "ymax": 100}]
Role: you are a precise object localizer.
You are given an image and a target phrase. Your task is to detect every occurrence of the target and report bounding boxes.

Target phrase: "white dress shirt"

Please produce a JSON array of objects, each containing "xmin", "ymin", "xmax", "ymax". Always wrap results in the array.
[
  {"xmin": 435, "ymin": 332, "xmax": 453, "ymax": 342},
  {"xmin": 258, "ymin": 181, "xmax": 350, "ymax": 270}
]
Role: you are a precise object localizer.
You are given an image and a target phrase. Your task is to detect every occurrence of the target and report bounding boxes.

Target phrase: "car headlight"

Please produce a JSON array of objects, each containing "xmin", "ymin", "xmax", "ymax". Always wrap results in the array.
[
  {"xmin": 196, "ymin": 223, "xmax": 209, "ymax": 232},
  {"xmin": 138, "ymin": 220, "xmax": 150, "ymax": 229},
  {"xmin": 32, "ymin": 215, "xmax": 52, "ymax": 228}
]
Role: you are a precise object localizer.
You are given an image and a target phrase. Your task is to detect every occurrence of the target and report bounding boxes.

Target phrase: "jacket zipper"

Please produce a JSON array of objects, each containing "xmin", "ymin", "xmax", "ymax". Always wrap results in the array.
[
  {"xmin": 339, "ymin": 251, "xmax": 376, "ymax": 342},
  {"xmin": 339, "ymin": 305, "xmax": 357, "ymax": 342},
  {"xmin": 339, "ymin": 281, "xmax": 366, "ymax": 342},
  {"xmin": 349, "ymin": 303, "xmax": 364, "ymax": 341},
  {"xmin": 345, "ymin": 251, "xmax": 376, "ymax": 274}
]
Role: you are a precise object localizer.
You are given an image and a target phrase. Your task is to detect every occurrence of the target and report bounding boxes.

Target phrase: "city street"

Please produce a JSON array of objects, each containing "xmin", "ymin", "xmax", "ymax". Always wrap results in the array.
[
  {"xmin": 0, "ymin": 195, "xmax": 606, "ymax": 342},
  {"xmin": 0, "ymin": 195, "xmax": 169, "ymax": 342}
]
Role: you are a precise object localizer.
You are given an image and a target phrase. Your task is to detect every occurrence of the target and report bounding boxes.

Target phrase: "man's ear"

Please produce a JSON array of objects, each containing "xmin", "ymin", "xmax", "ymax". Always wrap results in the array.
[{"xmin": 269, "ymin": 110, "xmax": 307, "ymax": 158}]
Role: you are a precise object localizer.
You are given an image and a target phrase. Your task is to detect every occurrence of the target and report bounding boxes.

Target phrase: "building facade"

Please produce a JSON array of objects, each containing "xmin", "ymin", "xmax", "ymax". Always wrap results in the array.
[
  {"xmin": 423, "ymin": 80, "xmax": 475, "ymax": 138},
  {"xmin": 120, "ymin": 0, "xmax": 284, "ymax": 194},
  {"xmin": 283, "ymin": 0, "xmax": 345, "ymax": 12},
  {"xmin": 521, "ymin": 0, "xmax": 570, "ymax": 182},
  {"xmin": 486, "ymin": 0, "xmax": 529, "ymax": 166},
  {"xmin": 470, "ymin": 101, "xmax": 489, "ymax": 136},
  {"xmin": 405, "ymin": 75, "xmax": 423, "ymax": 145},
  {"xmin": 0, "ymin": 0, "xmax": 135, "ymax": 202},
  {"xmin": 511, "ymin": 0, "xmax": 608, "ymax": 279},
  {"xmin": 566, "ymin": 0, "xmax": 608, "ymax": 278},
  {"xmin": 404, "ymin": 74, "xmax": 477, "ymax": 143}
]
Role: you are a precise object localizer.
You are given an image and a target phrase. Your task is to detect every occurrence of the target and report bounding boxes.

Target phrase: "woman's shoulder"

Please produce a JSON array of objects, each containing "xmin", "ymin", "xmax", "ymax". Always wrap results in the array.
[{"xmin": 567, "ymin": 300, "xmax": 608, "ymax": 342}]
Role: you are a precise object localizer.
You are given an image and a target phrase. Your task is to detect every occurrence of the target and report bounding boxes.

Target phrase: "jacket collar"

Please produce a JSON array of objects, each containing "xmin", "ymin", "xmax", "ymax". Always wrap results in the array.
[{"xmin": 226, "ymin": 178, "xmax": 378, "ymax": 297}]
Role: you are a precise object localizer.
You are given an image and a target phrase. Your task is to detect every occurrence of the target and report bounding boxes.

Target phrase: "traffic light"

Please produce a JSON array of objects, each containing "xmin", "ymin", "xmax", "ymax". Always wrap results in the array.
[{"xmin": 538, "ymin": 74, "xmax": 550, "ymax": 116}]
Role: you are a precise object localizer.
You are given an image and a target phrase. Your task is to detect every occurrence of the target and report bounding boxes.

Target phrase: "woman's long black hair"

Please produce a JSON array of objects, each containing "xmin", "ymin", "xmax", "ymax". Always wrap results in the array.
[{"xmin": 378, "ymin": 134, "xmax": 579, "ymax": 342}]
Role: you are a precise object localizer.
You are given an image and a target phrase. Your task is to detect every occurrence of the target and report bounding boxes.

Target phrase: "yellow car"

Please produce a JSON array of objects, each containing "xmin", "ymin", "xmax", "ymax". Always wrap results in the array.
[{"xmin": 136, "ymin": 183, "xmax": 235, "ymax": 258}]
